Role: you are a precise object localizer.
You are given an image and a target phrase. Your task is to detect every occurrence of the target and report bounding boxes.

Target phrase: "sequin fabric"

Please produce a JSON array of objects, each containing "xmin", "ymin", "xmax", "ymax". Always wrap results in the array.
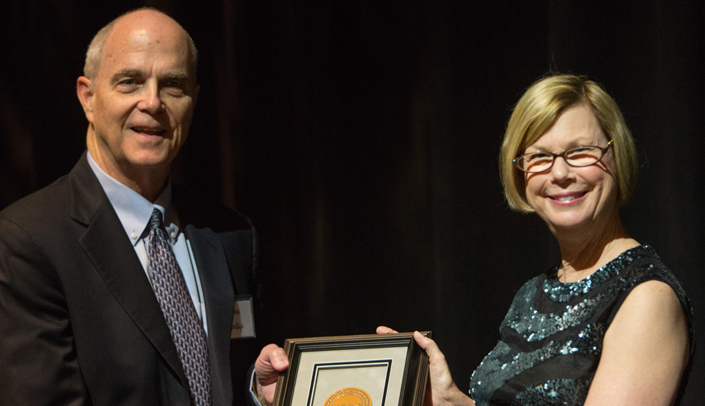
[
  {"xmin": 515, "ymin": 378, "xmax": 593, "ymax": 405},
  {"xmin": 468, "ymin": 245, "xmax": 693, "ymax": 406}
]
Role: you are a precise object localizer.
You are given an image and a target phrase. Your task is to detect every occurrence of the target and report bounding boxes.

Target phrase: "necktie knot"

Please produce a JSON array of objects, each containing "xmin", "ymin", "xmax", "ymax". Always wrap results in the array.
[{"xmin": 150, "ymin": 208, "xmax": 165, "ymax": 231}]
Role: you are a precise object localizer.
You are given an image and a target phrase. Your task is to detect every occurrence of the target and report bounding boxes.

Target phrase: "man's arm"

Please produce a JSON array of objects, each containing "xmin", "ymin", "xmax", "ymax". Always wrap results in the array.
[{"xmin": 0, "ymin": 217, "xmax": 88, "ymax": 405}]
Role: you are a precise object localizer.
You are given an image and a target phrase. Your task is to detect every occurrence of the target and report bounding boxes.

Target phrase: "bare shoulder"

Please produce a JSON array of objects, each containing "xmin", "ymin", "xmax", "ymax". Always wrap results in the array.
[
  {"xmin": 608, "ymin": 279, "xmax": 689, "ymax": 355},
  {"xmin": 617, "ymin": 280, "xmax": 686, "ymax": 324}
]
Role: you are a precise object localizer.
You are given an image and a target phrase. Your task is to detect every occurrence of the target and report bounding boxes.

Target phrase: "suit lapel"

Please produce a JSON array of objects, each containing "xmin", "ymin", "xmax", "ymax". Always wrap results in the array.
[
  {"xmin": 186, "ymin": 225, "xmax": 235, "ymax": 406},
  {"xmin": 68, "ymin": 154, "xmax": 189, "ymax": 388}
]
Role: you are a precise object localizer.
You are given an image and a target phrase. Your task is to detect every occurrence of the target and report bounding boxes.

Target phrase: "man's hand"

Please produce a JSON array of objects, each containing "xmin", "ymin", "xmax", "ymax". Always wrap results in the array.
[{"xmin": 254, "ymin": 344, "xmax": 289, "ymax": 405}]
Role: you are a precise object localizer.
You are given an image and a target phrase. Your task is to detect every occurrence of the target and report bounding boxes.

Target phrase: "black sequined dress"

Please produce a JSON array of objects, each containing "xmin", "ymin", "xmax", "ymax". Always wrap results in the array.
[{"xmin": 468, "ymin": 245, "xmax": 694, "ymax": 406}]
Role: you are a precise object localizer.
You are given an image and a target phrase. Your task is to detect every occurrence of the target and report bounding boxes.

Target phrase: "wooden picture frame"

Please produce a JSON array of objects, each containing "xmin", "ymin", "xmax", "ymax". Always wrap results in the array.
[{"xmin": 272, "ymin": 332, "xmax": 431, "ymax": 406}]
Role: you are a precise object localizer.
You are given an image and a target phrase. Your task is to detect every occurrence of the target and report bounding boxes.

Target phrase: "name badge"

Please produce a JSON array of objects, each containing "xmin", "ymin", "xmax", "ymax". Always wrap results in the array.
[{"xmin": 231, "ymin": 295, "xmax": 256, "ymax": 339}]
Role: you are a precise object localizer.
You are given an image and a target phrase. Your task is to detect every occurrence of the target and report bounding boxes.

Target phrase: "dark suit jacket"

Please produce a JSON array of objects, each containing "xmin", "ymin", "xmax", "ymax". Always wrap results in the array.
[{"xmin": 0, "ymin": 153, "xmax": 257, "ymax": 405}]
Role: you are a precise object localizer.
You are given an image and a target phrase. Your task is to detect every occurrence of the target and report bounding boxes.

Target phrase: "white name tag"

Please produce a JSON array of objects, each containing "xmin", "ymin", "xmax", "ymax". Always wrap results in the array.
[{"xmin": 231, "ymin": 295, "xmax": 256, "ymax": 339}]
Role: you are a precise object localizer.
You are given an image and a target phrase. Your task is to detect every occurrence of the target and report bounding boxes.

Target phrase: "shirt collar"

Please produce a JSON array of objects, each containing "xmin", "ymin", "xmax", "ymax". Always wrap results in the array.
[{"xmin": 87, "ymin": 151, "xmax": 181, "ymax": 245}]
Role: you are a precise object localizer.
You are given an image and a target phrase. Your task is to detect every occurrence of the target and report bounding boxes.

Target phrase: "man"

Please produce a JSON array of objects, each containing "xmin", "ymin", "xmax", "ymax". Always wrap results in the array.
[{"xmin": 0, "ymin": 8, "xmax": 275, "ymax": 405}]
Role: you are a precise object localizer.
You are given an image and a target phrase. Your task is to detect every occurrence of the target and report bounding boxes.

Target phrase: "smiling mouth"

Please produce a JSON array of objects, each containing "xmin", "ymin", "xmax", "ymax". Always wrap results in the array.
[
  {"xmin": 131, "ymin": 127, "xmax": 165, "ymax": 135},
  {"xmin": 550, "ymin": 191, "xmax": 587, "ymax": 202}
]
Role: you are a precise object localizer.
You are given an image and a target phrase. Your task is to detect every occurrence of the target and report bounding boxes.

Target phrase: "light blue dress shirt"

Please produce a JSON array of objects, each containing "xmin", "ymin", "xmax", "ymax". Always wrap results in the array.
[{"xmin": 87, "ymin": 152, "xmax": 208, "ymax": 335}]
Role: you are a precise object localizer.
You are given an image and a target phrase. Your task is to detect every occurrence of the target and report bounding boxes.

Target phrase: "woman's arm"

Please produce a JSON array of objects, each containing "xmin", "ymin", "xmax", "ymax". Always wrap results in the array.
[{"xmin": 584, "ymin": 280, "xmax": 690, "ymax": 406}]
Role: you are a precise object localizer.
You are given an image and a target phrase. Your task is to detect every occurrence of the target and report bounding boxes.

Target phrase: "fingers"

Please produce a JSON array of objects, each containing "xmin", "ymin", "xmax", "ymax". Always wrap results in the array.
[
  {"xmin": 413, "ymin": 331, "xmax": 433, "ymax": 350},
  {"xmin": 376, "ymin": 325, "xmax": 399, "ymax": 334},
  {"xmin": 254, "ymin": 344, "xmax": 289, "ymax": 384},
  {"xmin": 414, "ymin": 331, "xmax": 447, "ymax": 364},
  {"xmin": 259, "ymin": 344, "xmax": 289, "ymax": 371},
  {"xmin": 254, "ymin": 344, "xmax": 289, "ymax": 406},
  {"xmin": 268, "ymin": 346, "xmax": 289, "ymax": 371}
]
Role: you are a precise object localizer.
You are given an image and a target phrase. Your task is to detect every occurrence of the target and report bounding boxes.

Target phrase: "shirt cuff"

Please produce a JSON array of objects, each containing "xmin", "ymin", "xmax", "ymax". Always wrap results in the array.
[{"xmin": 249, "ymin": 368, "xmax": 267, "ymax": 406}]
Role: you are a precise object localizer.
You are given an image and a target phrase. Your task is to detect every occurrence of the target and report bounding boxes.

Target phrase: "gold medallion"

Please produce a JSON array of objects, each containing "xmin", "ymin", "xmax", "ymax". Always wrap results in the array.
[{"xmin": 323, "ymin": 387, "xmax": 372, "ymax": 406}]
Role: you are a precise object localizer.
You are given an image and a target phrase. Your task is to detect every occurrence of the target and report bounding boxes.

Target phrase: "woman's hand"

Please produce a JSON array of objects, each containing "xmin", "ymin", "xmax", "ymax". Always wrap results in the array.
[
  {"xmin": 376, "ymin": 326, "xmax": 399, "ymax": 334},
  {"xmin": 376, "ymin": 327, "xmax": 474, "ymax": 406}
]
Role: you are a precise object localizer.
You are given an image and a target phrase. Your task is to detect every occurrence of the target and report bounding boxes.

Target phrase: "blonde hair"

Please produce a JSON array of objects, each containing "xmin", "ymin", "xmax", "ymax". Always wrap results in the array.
[
  {"xmin": 83, "ymin": 8, "xmax": 198, "ymax": 80},
  {"xmin": 500, "ymin": 74, "xmax": 638, "ymax": 212}
]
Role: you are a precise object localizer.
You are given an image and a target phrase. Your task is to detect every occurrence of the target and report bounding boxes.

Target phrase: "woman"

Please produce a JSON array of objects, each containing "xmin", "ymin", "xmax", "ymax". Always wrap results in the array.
[{"xmin": 380, "ymin": 74, "xmax": 694, "ymax": 405}]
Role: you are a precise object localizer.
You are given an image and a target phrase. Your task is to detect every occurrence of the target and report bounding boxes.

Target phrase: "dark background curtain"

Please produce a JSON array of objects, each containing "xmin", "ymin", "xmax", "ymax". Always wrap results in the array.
[{"xmin": 1, "ymin": 0, "xmax": 703, "ymax": 404}]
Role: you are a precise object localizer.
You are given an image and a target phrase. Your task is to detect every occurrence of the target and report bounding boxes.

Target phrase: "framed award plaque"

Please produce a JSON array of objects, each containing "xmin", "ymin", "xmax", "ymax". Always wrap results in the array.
[{"xmin": 271, "ymin": 332, "xmax": 431, "ymax": 406}]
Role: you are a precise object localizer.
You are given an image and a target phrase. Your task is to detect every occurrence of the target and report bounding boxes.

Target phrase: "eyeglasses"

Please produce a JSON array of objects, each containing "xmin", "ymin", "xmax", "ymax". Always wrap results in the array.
[{"xmin": 513, "ymin": 140, "xmax": 612, "ymax": 173}]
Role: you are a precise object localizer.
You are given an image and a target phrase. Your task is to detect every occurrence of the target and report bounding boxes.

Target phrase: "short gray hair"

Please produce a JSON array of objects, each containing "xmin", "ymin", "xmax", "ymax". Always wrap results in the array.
[{"xmin": 83, "ymin": 8, "xmax": 198, "ymax": 81}]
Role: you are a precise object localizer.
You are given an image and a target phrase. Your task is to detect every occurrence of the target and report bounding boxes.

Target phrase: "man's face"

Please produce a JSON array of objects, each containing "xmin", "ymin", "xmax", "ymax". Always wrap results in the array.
[{"xmin": 80, "ymin": 12, "xmax": 199, "ymax": 179}]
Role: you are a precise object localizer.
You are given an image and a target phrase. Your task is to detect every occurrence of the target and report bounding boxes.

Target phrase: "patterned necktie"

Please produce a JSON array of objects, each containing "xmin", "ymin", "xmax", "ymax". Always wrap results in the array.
[{"xmin": 148, "ymin": 209, "xmax": 212, "ymax": 406}]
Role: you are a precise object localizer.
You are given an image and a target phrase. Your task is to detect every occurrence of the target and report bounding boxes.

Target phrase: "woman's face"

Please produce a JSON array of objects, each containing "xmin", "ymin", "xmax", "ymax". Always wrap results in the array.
[{"xmin": 523, "ymin": 103, "xmax": 619, "ymax": 236}]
